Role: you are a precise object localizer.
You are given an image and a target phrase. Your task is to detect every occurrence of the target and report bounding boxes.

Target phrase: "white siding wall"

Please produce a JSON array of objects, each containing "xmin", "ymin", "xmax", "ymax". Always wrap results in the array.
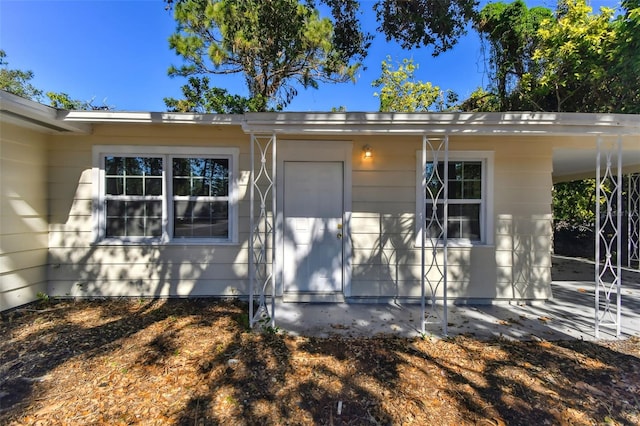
[
  {"xmin": 47, "ymin": 124, "xmax": 251, "ymax": 298},
  {"xmin": 349, "ymin": 135, "xmax": 553, "ymax": 302},
  {"xmin": 45, "ymin": 125, "xmax": 554, "ymax": 302},
  {"xmin": 0, "ymin": 123, "xmax": 49, "ymax": 310}
]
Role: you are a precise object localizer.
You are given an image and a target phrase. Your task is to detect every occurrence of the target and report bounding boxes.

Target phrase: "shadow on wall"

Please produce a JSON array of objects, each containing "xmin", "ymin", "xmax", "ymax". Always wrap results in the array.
[
  {"xmin": 46, "ymin": 166, "xmax": 251, "ymax": 300},
  {"xmin": 496, "ymin": 214, "xmax": 552, "ymax": 301}
]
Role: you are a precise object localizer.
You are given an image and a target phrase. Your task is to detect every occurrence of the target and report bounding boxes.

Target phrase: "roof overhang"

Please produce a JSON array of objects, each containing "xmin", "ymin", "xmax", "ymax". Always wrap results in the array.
[
  {"xmin": 3, "ymin": 91, "xmax": 639, "ymax": 181},
  {"xmin": 241, "ymin": 111, "xmax": 640, "ymax": 136},
  {"xmin": 60, "ymin": 110, "xmax": 242, "ymax": 126},
  {"xmin": 0, "ymin": 91, "xmax": 91, "ymax": 133}
]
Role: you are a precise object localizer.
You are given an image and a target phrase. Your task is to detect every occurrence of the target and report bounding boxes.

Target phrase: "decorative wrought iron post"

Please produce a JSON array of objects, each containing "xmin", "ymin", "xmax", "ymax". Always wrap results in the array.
[
  {"xmin": 595, "ymin": 136, "xmax": 622, "ymax": 338},
  {"xmin": 628, "ymin": 173, "xmax": 640, "ymax": 270},
  {"xmin": 249, "ymin": 133, "xmax": 277, "ymax": 328},
  {"xmin": 421, "ymin": 135, "xmax": 448, "ymax": 336}
]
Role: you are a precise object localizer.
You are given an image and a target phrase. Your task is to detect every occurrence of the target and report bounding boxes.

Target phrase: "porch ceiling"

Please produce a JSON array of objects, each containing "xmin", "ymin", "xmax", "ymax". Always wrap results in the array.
[{"xmin": 553, "ymin": 147, "xmax": 640, "ymax": 183}]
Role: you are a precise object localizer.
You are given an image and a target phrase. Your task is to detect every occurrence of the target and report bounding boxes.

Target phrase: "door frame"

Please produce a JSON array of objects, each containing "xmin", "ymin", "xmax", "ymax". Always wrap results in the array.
[{"xmin": 275, "ymin": 140, "xmax": 353, "ymax": 300}]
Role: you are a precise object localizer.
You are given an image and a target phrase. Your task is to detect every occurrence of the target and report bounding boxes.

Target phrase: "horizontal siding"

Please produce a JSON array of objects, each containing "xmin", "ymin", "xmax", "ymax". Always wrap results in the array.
[
  {"xmin": 46, "ymin": 125, "xmax": 253, "ymax": 299},
  {"xmin": 0, "ymin": 249, "xmax": 48, "ymax": 273},
  {"xmin": 49, "ymin": 279, "xmax": 247, "ymax": 298},
  {"xmin": 43, "ymin": 128, "xmax": 556, "ymax": 302},
  {"xmin": 348, "ymin": 134, "xmax": 553, "ymax": 301},
  {"xmin": 0, "ymin": 123, "xmax": 49, "ymax": 311},
  {"xmin": 1, "ymin": 267, "xmax": 47, "ymax": 292}
]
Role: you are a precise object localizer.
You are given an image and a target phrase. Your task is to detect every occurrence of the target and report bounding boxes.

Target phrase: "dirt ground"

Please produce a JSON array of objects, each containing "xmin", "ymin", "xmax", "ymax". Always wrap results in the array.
[{"xmin": 1, "ymin": 299, "xmax": 639, "ymax": 425}]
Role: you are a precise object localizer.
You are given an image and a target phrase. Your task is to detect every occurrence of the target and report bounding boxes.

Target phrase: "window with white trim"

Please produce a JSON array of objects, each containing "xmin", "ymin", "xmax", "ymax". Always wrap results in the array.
[
  {"xmin": 417, "ymin": 151, "xmax": 494, "ymax": 245},
  {"xmin": 94, "ymin": 146, "xmax": 238, "ymax": 244}
]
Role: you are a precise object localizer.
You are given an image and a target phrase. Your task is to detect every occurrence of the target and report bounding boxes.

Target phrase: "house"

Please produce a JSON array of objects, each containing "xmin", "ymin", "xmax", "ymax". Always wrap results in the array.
[{"xmin": 2, "ymin": 90, "xmax": 639, "ymax": 330}]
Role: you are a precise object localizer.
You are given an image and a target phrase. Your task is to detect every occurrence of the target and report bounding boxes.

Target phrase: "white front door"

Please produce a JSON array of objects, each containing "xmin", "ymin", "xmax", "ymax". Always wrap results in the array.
[{"xmin": 283, "ymin": 161, "xmax": 343, "ymax": 296}]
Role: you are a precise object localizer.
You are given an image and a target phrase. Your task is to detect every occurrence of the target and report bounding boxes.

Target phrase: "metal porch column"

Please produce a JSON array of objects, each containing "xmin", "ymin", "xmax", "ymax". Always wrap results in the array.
[
  {"xmin": 249, "ymin": 133, "xmax": 277, "ymax": 328},
  {"xmin": 595, "ymin": 136, "xmax": 623, "ymax": 338},
  {"xmin": 628, "ymin": 173, "xmax": 640, "ymax": 270},
  {"xmin": 421, "ymin": 135, "xmax": 449, "ymax": 336}
]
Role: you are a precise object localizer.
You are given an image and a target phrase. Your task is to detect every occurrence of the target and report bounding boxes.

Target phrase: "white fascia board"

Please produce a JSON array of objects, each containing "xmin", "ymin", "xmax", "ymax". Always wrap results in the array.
[
  {"xmin": 241, "ymin": 111, "xmax": 640, "ymax": 136},
  {"xmin": 61, "ymin": 110, "xmax": 242, "ymax": 126},
  {"xmin": 0, "ymin": 90, "xmax": 90, "ymax": 133}
]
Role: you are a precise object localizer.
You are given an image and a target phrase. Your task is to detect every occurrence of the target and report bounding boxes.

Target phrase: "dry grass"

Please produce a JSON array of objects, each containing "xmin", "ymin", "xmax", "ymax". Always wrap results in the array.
[{"xmin": 1, "ymin": 299, "xmax": 639, "ymax": 425}]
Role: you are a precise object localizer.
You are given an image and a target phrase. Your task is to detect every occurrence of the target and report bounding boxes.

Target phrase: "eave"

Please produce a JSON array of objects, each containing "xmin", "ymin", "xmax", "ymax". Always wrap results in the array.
[
  {"xmin": 241, "ymin": 111, "xmax": 640, "ymax": 136},
  {"xmin": 0, "ymin": 91, "xmax": 91, "ymax": 134}
]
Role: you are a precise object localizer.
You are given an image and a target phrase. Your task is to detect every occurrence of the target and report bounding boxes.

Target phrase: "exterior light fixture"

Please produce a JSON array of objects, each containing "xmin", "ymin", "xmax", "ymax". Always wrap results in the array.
[{"xmin": 363, "ymin": 145, "xmax": 372, "ymax": 159}]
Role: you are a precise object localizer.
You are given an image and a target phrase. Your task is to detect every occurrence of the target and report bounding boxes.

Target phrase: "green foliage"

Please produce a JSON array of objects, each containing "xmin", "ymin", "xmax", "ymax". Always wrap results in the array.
[
  {"xmin": 470, "ymin": 0, "xmax": 640, "ymax": 113},
  {"xmin": 532, "ymin": 0, "xmax": 620, "ymax": 112},
  {"xmin": 473, "ymin": 0, "xmax": 552, "ymax": 111},
  {"xmin": 372, "ymin": 56, "xmax": 457, "ymax": 112},
  {"xmin": 374, "ymin": 0, "xmax": 478, "ymax": 56},
  {"xmin": 552, "ymin": 179, "xmax": 597, "ymax": 226},
  {"xmin": 47, "ymin": 92, "xmax": 85, "ymax": 110},
  {"xmin": 0, "ymin": 50, "xmax": 43, "ymax": 101},
  {"xmin": 45, "ymin": 92, "xmax": 112, "ymax": 111},
  {"xmin": 166, "ymin": 0, "xmax": 369, "ymax": 111},
  {"xmin": 1, "ymin": 50, "xmax": 110, "ymax": 110},
  {"xmin": 458, "ymin": 87, "xmax": 500, "ymax": 112},
  {"xmin": 164, "ymin": 76, "xmax": 269, "ymax": 113},
  {"xmin": 36, "ymin": 291, "xmax": 49, "ymax": 301}
]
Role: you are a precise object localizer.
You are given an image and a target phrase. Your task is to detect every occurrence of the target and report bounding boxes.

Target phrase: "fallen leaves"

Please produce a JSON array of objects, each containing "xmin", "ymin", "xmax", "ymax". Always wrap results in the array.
[{"xmin": 0, "ymin": 299, "xmax": 639, "ymax": 426}]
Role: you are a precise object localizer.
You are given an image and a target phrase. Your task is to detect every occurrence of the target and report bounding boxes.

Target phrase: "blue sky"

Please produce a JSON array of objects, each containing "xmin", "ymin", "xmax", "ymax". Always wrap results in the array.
[{"xmin": 0, "ymin": 0, "xmax": 618, "ymax": 112}]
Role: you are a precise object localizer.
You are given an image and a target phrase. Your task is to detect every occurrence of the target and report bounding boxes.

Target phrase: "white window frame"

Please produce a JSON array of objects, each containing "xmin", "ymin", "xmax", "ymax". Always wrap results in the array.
[
  {"xmin": 93, "ymin": 145, "xmax": 239, "ymax": 245},
  {"xmin": 416, "ymin": 150, "xmax": 494, "ymax": 247}
]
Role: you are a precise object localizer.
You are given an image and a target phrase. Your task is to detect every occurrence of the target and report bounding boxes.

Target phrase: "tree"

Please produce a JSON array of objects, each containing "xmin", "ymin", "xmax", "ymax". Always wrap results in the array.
[
  {"xmin": 46, "ymin": 92, "xmax": 113, "ymax": 111},
  {"xmin": 473, "ymin": 0, "xmax": 552, "ymax": 111},
  {"xmin": 165, "ymin": 0, "xmax": 480, "ymax": 112},
  {"xmin": 164, "ymin": 76, "xmax": 266, "ymax": 113},
  {"xmin": 532, "ymin": 0, "xmax": 620, "ymax": 112},
  {"xmin": 0, "ymin": 50, "xmax": 43, "ymax": 101},
  {"xmin": 1, "ymin": 50, "xmax": 111, "ymax": 111},
  {"xmin": 470, "ymin": 0, "xmax": 640, "ymax": 113},
  {"xmin": 374, "ymin": 0, "xmax": 478, "ymax": 56},
  {"xmin": 372, "ymin": 56, "xmax": 456, "ymax": 112},
  {"xmin": 166, "ymin": 0, "xmax": 370, "ymax": 111},
  {"xmin": 609, "ymin": 0, "xmax": 640, "ymax": 113}
]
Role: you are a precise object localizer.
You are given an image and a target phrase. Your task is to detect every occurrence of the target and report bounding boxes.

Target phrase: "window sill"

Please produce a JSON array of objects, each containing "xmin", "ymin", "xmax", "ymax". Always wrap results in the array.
[
  {"xmin": 93, "ymin": 239, "xmax": 240, "ymax": 247},
  {"xmin": 416, "ymin": 240, "xmax": 495, "ymax": 249}
]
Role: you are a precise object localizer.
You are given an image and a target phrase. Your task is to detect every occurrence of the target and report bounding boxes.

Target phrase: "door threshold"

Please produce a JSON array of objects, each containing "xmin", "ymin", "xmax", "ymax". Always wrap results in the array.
[{"xmin": 282, "ymin": 293, "xmax": 346, "ymax": 303}]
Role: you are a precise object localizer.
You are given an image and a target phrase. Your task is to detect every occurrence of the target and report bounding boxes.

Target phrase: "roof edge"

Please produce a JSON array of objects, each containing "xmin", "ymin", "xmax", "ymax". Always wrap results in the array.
[
  {"xmin": 241, "ymin": 112, "xmax": 640, "ymax": 136},
  {"xmin": 2, "ymin": 92, "xmax": 639, "ymax": 137},
  {"xmin": 0, "ymin": 90, "xmax": 91, "ymax": 133},
  {"xmin": 61, "ymin": 110, "xmax": 242, "ymax": 125}
]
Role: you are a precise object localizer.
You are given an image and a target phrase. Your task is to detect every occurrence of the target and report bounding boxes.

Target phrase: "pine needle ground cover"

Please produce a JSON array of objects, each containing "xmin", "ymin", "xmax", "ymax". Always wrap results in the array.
[{"xmin": 1, "ymin": 299, "xmax": 639, "ymax": 425}]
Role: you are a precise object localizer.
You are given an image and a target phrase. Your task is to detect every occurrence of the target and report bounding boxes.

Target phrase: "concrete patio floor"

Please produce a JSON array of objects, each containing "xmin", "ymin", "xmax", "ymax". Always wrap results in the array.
[{"xmin": 271, "ymin": 256, "xmax": 640, "ymax": 341}]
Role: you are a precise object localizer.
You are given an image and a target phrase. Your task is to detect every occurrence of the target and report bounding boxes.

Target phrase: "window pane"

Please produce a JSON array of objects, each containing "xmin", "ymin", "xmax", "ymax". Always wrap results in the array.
[
  {"xmin": 464, "ymin": 162, "xmax": 482, "ymax": 179},
  {"xmin": 173, "ymin": 178, "xmax": 190, "ymax": 196},
  {"xmin": 448, "ymin": 181, "xmax": 463, "ymax": 199},
  {"xmin": 124, "ymin": 157, "xmax": 162, "ymax": 176},
  {"xmin": 463, "ymin": 181, "xmax": 482, "ymax": 199},
  {"xmin": 106, "ymin": 157, "xmax": 163, "ymax": 195},
  {"xmin": 105, "ymin": 156, "xmax": 124, "ymax": 175},
  {"xmin": 106, "ymin": 177, "xmax": 124, "ymax": 195},
  {"xmin": 449, "ymin": 163, "xmax": 463, "ymax": 180},
  {"xmin": 125, "ymin": 177, "xmax": 143, "ymax": 195},
  {"xmin": 173, "ymin": 158, "xmax": 229, "ymax": 197},
  {"xmin": 174, "ymin": 201, "xmax": 229, "ymax": 238},
  {"xmin": 425, "ymin": 203, "xmax": 481, "ymax": 240},
  {"xmin": 105, "ymin": 200, "xmax": 162, "ymax": 238},
  {"xmin": 425, "ymin": 163, "xmax": 444, "ymax": 200},
  {"xmin": 191, "ymin": 178, "xmax": 208, "ymax": 196},
  {"xmin": 146, "ymin": 177, "xmax": 162, "ymax": 196},
  {"xmin": 106, "ymin": 218, "xmax": 125, "ymax": 237}
]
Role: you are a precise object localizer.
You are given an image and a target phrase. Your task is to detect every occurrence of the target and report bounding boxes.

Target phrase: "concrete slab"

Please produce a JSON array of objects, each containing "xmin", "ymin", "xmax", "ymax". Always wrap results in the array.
[{"xmin": 270, "ymin": 256, "xmax": 640, "ymax": 341}]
